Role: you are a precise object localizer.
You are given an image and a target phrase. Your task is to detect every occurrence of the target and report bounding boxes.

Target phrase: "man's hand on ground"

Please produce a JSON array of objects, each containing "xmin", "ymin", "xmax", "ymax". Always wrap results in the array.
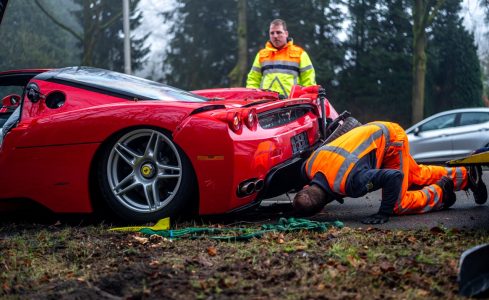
[{"xmin": 361, "ymin": 212, "xmax": 390, "ymax": 224}]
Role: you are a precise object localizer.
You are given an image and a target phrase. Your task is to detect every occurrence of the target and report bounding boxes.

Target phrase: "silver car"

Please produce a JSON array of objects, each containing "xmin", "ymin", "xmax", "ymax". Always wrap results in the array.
[{"xmin": 406, "ymin": 108, "xmax": 489, "ymax": 163}]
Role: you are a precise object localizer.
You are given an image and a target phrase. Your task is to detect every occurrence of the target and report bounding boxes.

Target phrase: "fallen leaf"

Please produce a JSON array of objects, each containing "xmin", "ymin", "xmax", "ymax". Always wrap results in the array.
[
  {"xmin": 449, "ymin": 259, "xmax": 458, "ymax": 271},
  {"xmin": 198, "ymin": 254, "xmax": 213, "ymax": 267},
  {"xmin": 347, "ymin": 255, "xmax": 360, "ymax": 268},
  {"xmin": 38, "ymin": 274, "xmax": 50, "ymax": 283},
  {"xmin": 149, "ymin": 260, "xmax": 160, "ymax": 267},
  {"xmin": 149, "ymin": 234, "xmax": 164, "ymax": 242},
  {"xmin": 207, "ymin": 246, "xmax": 218, "ymax": 256},
  {"xmin": 336, "ymin": 264, "xmax": 348, "ymax": 272},
  {"xmin": 133, "ymin": 236, "xmax": 149, "ymax": 245},
  {"xmin": 221, "ymin": 277, "xmax": 238, "ymax": 288},
  {"xmin": 369, "ymin": 266, "xmax": 382, "ymax": 276},
  {"xmin": 379, "ymin": 261, "xmax": 395, "ymax": 272},
  {"xmin": 407, "ymin": 236, "xmax": 417, "ymax": 243},
  {"xmin": 2, "ymin": 283, "xmax": 10, "ymax": 293},
  {"xmin": 328, "ymin": 267, "xmax": 339, "ymax": 278}
]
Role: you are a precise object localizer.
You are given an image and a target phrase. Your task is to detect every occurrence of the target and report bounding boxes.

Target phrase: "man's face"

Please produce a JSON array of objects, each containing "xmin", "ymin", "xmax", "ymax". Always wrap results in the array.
[{"xmin": 269, "ymin": 24, "xmax": 288, "ymax": 49}]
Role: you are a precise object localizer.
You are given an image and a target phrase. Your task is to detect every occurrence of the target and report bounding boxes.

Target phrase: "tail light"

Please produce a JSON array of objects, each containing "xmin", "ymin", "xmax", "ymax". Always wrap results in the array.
[
  {"xmin": 243, "ymin": 108, "xmax": 257, "ymax": 130},
  {"xmin": 213, "ymin": 109, "xmax": 258, "ymax": 133},
  {"xmin": 229, "ymin": 112, "xmax": 242, "ymax": 132}
]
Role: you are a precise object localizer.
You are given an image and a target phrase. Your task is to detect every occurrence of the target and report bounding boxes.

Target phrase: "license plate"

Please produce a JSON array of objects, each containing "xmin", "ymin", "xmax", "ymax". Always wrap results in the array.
[{"xmin": 291, "ymin": 132, "xmax": 309, "ymax": 155}]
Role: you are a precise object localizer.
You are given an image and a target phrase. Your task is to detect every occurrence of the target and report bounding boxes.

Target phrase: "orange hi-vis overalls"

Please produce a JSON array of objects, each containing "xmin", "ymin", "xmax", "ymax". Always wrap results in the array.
[{"xmin": 305, "ymin": 121, "xmax": 469, "ymax": 215}]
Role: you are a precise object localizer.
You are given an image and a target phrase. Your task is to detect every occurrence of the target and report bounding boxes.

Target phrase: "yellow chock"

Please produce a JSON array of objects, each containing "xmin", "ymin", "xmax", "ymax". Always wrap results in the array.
[{"xmin": 109, "ymin": 217, "xmax": 170, "ymax": 232}]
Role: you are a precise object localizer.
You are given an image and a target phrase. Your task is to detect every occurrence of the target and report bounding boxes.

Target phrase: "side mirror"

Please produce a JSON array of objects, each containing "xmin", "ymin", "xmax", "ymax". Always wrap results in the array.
[
  {"xmin": 26, "ymin": 83, "xmax": 43, "ymax": 103},
  {"xmin": 1, "ymin": 94, "xmax": 21, "ymax": 107},
  {"xmin": 413, "ymin": 127, "xmax": 420, "ymax": 136}
]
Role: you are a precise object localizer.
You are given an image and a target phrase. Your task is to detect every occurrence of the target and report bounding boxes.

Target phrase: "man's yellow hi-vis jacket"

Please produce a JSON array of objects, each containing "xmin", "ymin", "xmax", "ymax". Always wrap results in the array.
[{"xmin": 246, "ymin": 40, "xmax": 316, "ymax": 97}]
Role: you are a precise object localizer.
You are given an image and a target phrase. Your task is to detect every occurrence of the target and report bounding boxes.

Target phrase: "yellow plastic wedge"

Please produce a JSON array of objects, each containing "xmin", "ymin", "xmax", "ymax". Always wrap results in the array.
[{"xmin": 109, "ymin": 217, "xmax": 170, "ymax": 232}]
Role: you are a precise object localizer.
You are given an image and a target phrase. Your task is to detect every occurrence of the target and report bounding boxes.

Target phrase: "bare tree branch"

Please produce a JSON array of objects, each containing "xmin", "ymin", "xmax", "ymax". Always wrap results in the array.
[
  {"xmin": 99, "ymin": 11, "xmax": 123, "ymax": 31},
  {"xmin": 34, "ymin": 0, "xmax": 82, "ymax": 41}
]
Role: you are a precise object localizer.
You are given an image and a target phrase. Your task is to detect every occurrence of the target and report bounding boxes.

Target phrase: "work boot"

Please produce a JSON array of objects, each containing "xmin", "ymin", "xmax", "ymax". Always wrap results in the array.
[
  {"xmin": 436, "ymin": 176, "xmax": 456, "ymax": 209},
  {"xmin": 293, "ymin": 184, "xmax": 328, "ymax": 216},
  {"xmin": 467, "ymin": 165, "xmax": 487, "ymax": 205}
]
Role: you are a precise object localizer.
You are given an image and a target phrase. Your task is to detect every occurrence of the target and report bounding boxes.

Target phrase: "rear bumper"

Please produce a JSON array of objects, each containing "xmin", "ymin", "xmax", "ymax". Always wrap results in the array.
[{"xmin": 259, "ymin": 157, "xmax": 307, "ymax": 200}]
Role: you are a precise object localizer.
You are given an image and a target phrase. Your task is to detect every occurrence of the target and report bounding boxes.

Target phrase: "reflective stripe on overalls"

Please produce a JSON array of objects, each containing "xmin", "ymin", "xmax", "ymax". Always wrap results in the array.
[{"xmin": 305, "ymin": 123, "xmax": 389, "ymax": 195}]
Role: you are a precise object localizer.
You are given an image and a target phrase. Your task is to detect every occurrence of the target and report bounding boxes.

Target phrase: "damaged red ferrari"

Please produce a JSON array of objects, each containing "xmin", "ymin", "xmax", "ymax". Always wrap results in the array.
[{"xmin": 0, "ymin": 67, "xmax": 339, "ymax": 222}]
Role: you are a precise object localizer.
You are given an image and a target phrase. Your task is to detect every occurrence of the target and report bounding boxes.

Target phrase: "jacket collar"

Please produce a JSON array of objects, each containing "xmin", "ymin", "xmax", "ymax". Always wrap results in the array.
[{"xmin": 265, "ymin": 40, "xmax": 293, "ymax": 52}]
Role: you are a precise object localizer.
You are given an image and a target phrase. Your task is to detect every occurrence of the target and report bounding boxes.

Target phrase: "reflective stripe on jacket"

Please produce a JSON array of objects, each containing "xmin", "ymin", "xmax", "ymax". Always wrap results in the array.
[
  {"xmin": 246, "ymin": 41, "xmax": 316, "ymax": 97},
  {"xmin": 305, "ymin": 122, "xmax": 396, "ymax": 195}
]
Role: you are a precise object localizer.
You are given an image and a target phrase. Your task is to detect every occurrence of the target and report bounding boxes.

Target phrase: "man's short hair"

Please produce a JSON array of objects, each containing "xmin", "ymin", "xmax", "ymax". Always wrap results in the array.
[{"xmin": 270, "ymin": 19, "xmax": 287, "ymax": 31}]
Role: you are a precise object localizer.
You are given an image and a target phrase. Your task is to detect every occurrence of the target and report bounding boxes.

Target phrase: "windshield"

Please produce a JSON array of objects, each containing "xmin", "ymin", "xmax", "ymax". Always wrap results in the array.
[{"xmin": 37, "ymin": 67, "xmax": 208, "ymax": 102}]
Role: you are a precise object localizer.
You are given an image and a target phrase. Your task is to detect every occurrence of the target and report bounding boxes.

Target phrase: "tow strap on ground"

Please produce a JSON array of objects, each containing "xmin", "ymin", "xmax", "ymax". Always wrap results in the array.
[{"xmin": 121, "ymin": 218, "xmax": 343, "ymax": 241}]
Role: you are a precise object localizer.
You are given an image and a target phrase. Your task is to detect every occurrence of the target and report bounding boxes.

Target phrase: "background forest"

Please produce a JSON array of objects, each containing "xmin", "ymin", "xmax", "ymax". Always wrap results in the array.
[{"xmin": 0, "ymin": 0, "xmax": 488, "ymax": 127}]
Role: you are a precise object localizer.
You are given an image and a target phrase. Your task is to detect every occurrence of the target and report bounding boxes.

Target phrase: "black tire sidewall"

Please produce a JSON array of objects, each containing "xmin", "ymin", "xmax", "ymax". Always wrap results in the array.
[
  {"xmin": 324, "ymin": 117, "xmax": 362, "ymax": 144},
  {"xmin": 97, "ymin": 128, "xmax": 196, "ymax": 223}
]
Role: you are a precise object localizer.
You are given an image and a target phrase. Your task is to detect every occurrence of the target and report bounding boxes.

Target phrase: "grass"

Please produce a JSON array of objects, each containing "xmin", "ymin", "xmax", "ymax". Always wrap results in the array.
[{"xmin": 1, "ymin": 219, "xmax": 489, "ymax": 299}]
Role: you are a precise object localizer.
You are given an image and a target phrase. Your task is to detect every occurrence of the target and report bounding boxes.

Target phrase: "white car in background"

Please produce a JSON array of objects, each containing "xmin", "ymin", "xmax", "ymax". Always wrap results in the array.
[{"xmin": 406, "ymin": 108, "xmax": 489, "ymax": 164}]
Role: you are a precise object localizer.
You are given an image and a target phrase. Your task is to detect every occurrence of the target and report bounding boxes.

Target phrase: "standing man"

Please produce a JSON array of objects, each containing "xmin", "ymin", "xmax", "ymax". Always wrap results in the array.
[
  {"xmin": 246, "ymin": 19, "xmax": 316, "ymax": 98},
  {"xmin": 293, "ymin": 121, "xmax": 487, "ymax": 224}
]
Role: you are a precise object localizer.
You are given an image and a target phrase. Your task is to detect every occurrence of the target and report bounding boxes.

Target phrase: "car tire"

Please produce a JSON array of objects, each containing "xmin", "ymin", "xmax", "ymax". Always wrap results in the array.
[
  {"xmin": 324, "ymin": 117, "xmax": 362, "ymax": 144},
  {"xmin": 97, "ymin": 128, "xmax": 197, "ymax": 223}
]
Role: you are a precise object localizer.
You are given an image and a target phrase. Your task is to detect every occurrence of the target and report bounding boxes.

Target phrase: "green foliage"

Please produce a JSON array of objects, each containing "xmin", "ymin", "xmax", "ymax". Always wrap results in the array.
[
  {"xmin": 246, "ymin": 0, "xmax": 345, "ymax": 94},
  {"xmin": 425, "ymin": 0, "xmax": 483, "ymax": 116},
  {"xmin": 161, "ymin": 0, "xmax": 238, "ymax": 89},
  {"xmin": 0, "ymin": 1, "xmax": 149, "ymax": 73},
  {"xmin": 162, "ymin": 0, "xmax": 345, "ymax": 91},
  {"xmin": 0, "ymin": 1, "xmax": 79, "ymax": 70},
  {"xmin": 336, "ymin": 0, "xmax": 413, "ymax": 127},
  {"xmin": 72, "ymin": 0, "xmax": 149, "ymax": 72}
]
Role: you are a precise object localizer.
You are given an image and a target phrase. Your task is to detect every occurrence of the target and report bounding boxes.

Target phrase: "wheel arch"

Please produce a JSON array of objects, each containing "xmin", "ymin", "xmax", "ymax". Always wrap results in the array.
[{"xmin": 88, "ymin": 125, "xmax": 199, "ymax": 219}]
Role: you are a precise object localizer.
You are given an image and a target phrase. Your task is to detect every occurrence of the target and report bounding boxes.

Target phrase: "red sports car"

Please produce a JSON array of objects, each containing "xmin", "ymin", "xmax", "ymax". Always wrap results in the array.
[{"xmin": 0, "ymin": 67, "xmax": 340, "ymax": 222}]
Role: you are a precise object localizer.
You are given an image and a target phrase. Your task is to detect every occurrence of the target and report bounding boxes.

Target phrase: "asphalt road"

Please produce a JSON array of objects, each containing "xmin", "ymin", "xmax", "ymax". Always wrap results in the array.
[{"xmin": 260, "ymin": 171, "xmax": 489, "ymax": 230}]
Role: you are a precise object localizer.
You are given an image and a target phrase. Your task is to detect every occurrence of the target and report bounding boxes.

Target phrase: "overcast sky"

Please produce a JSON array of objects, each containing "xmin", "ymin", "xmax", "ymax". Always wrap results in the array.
[
  {"xmin": 462, "ymin": 0, "xmax": 489, "ymax": 56},
  {"xmin": 134, "ymin": 0, "xmax": 174, "ymax": 78},
  {"xmin": 135, "ymin": 0, "xmax": 488, "ymax": 79}
]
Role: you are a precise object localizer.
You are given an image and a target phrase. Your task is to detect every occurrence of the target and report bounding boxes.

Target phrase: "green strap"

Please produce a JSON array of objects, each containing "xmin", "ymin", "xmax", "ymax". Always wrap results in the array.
[{"xmin": 139, "ymin": 218, "xmax": 343, "ymax": 241}]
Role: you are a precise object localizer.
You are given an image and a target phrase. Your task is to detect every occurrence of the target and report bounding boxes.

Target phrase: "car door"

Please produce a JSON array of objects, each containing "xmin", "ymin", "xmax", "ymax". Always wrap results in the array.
[
  {"xmin": 408, "ymin": 113, "xmax": 457, "ymax": 162},
  {"xmin": 451, "ymin": 111, "xmax": 489, "ymax": 157}
]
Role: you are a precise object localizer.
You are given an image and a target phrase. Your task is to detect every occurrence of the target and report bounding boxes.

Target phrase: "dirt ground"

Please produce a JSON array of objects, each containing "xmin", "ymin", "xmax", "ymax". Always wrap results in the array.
[{"xmin": 1, "ymin": 209, "xmax": 489, "ymax": 299}]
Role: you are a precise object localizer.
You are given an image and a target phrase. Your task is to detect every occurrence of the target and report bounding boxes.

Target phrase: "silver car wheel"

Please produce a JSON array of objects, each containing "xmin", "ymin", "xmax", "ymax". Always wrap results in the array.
[{"xmin": 106, "ymin": 128, "xmax": 182, "ymax": 213}]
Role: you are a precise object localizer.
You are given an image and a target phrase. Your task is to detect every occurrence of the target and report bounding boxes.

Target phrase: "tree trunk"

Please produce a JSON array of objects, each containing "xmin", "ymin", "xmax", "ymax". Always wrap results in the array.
[
  {"xmin": 228, "ymin": 0, "xmax": 247, "ymax": 87},
  {"xmin": 412, "ymin": 0, "xmax": 427, "ymax": 124},
  {"xmin": 411, "ymin": 0, "xmax": 445, "ymax": 124}
]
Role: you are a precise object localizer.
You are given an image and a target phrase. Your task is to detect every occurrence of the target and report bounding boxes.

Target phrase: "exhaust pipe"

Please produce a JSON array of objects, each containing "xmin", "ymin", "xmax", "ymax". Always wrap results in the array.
[
  {"xmin": 254, "ymin": 179, "xmax": 264, "ymax": 192},
  {"xmin": 237, "ymin": 178, "xmax": 265, "ymax": 197},
  {"xmin": 239, "ymin": 181, "xmax": 256, "ymax": 195}
]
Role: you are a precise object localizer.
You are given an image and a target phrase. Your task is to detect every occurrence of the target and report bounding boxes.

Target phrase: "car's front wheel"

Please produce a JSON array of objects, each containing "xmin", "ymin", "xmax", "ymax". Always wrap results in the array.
[{"xmin": 98, "ymin": 128, "xmax": 196, "ymax": 222}]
